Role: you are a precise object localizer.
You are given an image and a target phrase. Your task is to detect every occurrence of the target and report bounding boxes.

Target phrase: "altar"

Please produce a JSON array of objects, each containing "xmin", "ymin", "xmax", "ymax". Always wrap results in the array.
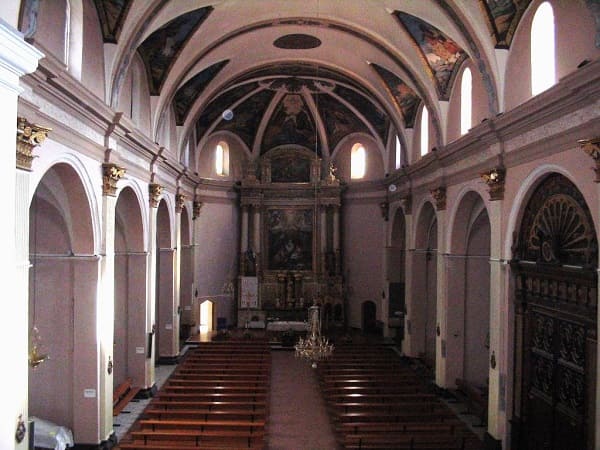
[{"xmin": 237, "ymin": 147, "xmax": 345, "ymax": 328}]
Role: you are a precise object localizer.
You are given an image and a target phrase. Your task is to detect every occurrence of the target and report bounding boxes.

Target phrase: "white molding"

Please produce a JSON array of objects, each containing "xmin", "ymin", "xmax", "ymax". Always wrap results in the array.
[{"xmin": 0, "ymin": 19, "xmax": 43, "ymax": 93}]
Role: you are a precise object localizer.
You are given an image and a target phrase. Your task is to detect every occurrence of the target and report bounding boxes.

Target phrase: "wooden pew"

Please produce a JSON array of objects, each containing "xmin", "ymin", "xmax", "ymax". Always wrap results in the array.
[{"xmin": 113, "ymin": 377, "xmax": 141, "ymax": 416}]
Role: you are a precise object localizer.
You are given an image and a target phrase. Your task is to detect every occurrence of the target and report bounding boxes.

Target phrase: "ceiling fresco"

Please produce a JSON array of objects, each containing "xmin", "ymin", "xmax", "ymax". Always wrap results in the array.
[
  {"xmin": 215, "ymin": 89, "xmax": 277, "ymax": 151},
  {"xmin": 137, "ymin": 7, "xmax": 213, "ymax": 95},
  {"xmin": 173, "ymin": 60, "xmax": 230, "ymax": 126},
  {"xmin": 370, "ymin": 63, "xmax": 421, "ymax": 128},
  {"xmin": 393, "ymin": 11, "xmax": 468, "ymax": 100},
  {"xmin": 93, "ymin": 0, "xmax": 133, "ymax": 43},
  {"xmin": 262, "ymin": 94, "xmax": 320, "ymax": 155},
  {"xmin": 316, "ymin": 92, "xmax": 369, "ymax": 151},
  {"xmin": 334, "ymin": 85, "xmax": 389, "ymax": 144},
  {"xmin": 195, "ymin": 82, "xmax": 260, "ymax": 142},
  {"xmin": 479, "ymin": 0, "xmax": 532, "ymax": 48}
]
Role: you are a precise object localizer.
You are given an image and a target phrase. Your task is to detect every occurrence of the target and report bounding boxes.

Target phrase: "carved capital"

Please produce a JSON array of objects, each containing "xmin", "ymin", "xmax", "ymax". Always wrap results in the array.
[
  {"xmin": 480, "ymin": 167, "xmax": 506, "ymax": 201},
  {"xmin": 175, "ymin": 193, "xmax": 186, "ymax": 213},
  {"xmin": 16, "ymin": 117, "xmax": 51, "ymax": 171},
  {"xmin": 430, "ymin": 186, "xmax": 446, "ymax": 211},
  {"xmin": 379, "ymin": 201, "xmax": 389, "ymax": 221},
  {"xmin": 149, "ymin": 183, "xmax": 163, "ymax": 208},
  {"xmin": 102, "ymin": 163, "xmax": 126, "ymax": 196},
  {"xmin": 193, "ymin": 200, "xmax": 203, "ymax": 220},
  {"xmin": 579, "ymin": 138, "xmax": 600, "ymax": 182}
]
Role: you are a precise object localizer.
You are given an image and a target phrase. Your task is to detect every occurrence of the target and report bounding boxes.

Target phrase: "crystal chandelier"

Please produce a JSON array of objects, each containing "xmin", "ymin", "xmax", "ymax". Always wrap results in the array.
[{"xmin": 295, "ymin": 304, "xmax": 333, "ymax": 368}]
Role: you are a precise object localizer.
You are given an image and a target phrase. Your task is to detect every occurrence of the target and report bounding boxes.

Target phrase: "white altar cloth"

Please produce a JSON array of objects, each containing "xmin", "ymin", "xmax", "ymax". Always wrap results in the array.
[{"xmin": 266, "ymin": 321, "xmax": 308, "ymax": 332}]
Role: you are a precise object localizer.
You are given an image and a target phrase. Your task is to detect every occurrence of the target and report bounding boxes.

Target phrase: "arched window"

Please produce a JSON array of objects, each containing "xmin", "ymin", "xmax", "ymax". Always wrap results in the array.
[
  {"xmin": 395, "ymin": 135, "xmax": 402, "ymax": 169},
  {"xmin": 531, "ymin": 2, "xmax": 556, "ymax": 96},
  {"xmin": 215, "ymin": 141, "xmax": 229, "ymax": 176},
  {"xmin": 420, "ymin": 106, "xmax": 429, "ymax": 156},
  {"xmin": 460, "ymin": 67, "xmax": 472, "ymax": 135},
  {"xmin": 351, "ymin": 143, "xmax": 366, "ymax": 179}
]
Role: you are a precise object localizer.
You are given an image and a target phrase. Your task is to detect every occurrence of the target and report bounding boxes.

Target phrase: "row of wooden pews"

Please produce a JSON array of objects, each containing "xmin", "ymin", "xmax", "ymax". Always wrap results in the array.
[
  {"xmin": 116, "ymin": 340, "xmax": 270, "ymax": 450},
  {"xmin": 317, "ymin": 344, "xmax": 484, "ymax": 450}
]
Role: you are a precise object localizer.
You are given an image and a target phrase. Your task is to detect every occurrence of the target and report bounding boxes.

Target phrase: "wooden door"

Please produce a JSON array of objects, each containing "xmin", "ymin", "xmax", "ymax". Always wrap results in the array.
[{"xmin": 512, "ymin": 174, "xmax": 597, "ymax": 450}]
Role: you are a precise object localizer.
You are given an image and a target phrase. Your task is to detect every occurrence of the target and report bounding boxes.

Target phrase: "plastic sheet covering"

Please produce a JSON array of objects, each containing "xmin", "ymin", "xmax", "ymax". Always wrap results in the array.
[{"xmin": 30, "ymin": 416, "xmax": 74, "ymax": 450}]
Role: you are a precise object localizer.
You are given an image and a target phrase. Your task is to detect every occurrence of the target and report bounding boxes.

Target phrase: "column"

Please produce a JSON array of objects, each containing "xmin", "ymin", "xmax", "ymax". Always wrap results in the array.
[
  {"xmin": 320, "ymin": 205, "xmax": 327, "ymax": 274},
  {"xmin": 481, "ymin": 167, "xmax": 507, "ymax": 447},
  {"xmin": 191, "ymin": 200, "xmax": 203, "ymax": 334},
  {"xmin": 4, "ymin": 23, "xmax": 44, "ymax": 450},
  {"xmin": 146, "ymin": 187, "xmax": 160, "ymax": 386},
  {"xmin": 240, "ymin": 205, "xmax": 249, "ymax": 273},
  {"xmin": 402, "ymin": 213, "xmax": 416, "ymax": 357},
  {"xmin": 253, "ymin": 205, "xmax": 261, "ymax": 273},
  {"xmin": 173, "ymin": 194, "xmax": 184, "ymax": 355},
  {"xmin": 332, "ymin": 206, "xmax": 340, "ymax": 274},
  {"xmin": 435, "ymin": 208, "xmax": 448, "ymax": 388}
]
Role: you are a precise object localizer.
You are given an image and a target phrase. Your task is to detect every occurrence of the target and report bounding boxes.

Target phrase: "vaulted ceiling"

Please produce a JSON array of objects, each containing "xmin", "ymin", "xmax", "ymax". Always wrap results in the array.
[{"xmin": 93, "ymin": 0, "xmax": 532, "ymax": 155}]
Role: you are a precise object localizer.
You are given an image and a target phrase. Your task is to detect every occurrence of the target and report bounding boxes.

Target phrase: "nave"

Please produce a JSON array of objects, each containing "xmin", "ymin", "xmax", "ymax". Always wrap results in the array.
[{"xmin": 113, "ymin": 336, "xmax": 484, "ymax": 450}]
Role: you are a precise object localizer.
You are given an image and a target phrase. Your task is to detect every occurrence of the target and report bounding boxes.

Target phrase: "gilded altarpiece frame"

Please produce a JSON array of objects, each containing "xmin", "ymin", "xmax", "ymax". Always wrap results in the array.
[{"xmin": 237, "ymin": 147, "xmax": 344, "ymax": 328}]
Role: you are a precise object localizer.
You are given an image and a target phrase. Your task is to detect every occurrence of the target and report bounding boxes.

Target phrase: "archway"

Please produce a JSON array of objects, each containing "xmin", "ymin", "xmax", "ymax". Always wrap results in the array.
[
  {"xmin": 179, "ymin": 207, "xmax": 194, "ymax": 342},
  {"xmin": 412, "ymin": 202, "xmax": 437, "ymax": 367},
  {"xmin": 511, "ymin": 173, "xmax": 597, "ymax": 450},
  {"xmin": 362, "ymin": 300, "xmax": 377, "ymax": 334},
  {"xmin": 155, "ymin": 200, "xmax": 175, "ymax": 361},
  {"xmin": 114, "ymin": 187, "xmax": 146, "ymax": 392},
  {"xmin": 389, "ymin": 207, "xmax": 407, "ymax": 344},
  {"xmin": 28, "ymin": 163, "xmax": 98, "ymax": 442},
  {"xmin": 199, "ymin": 300, "xmax": 214, "ymax": 334}
]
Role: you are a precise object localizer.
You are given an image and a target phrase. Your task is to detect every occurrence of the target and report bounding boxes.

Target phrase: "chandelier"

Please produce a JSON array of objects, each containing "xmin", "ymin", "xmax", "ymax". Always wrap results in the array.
[{"xmin": 295, "ymin": 304, "xmax": 334, "ymax": 368}]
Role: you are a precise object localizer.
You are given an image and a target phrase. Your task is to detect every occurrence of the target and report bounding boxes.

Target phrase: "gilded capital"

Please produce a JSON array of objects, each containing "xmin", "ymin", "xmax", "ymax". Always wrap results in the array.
[
  {"xmin": 379, "ymin": 201, "xmax": 389, "ymax": 221},
  {"xmin": 480, "ymin": 167, "xmax": 506, "ymax": 201},
  {"xmin": 149, "ymin": 183, "xmax": 163, "ymax": 208},
  {"xmin": 102, "ymin": 163, "xmax": 126, "ymax": 196},
  {"xmin": 430, "ymin": 186, "xmax": 446, "ymax": 211},
  {"xmin": 193, "ymin": 200, "xmax": 203, "ymax": 220},
  {"xmin": 16, "ymin": 117, "xmax": 51, "ymax": 171},
  {"xmin": 175, "ymin": 193, "xmax": 186, "ymax": 213},
  {"xmin": 579, "ymin": 138, "xmax": 600, "ymax": 182}
]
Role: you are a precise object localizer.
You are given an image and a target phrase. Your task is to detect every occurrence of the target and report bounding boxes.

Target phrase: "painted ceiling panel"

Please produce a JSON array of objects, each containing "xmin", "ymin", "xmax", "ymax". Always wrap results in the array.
[
  {"xmin": 173, "ymin": 60, "xmax": 230, "ymax": 126},
  {"xmin": 216, "ymin": 89, "xmax": 277, "ymax": 150},
  {"xmin": 93, "ymin": 0, "xmax": 133, "ymax": 43},
  {"xmin": 479, "ymin": 0, "xmax": 532, "ymax": 48},
  {"xmin": 334, "ymin": 85, "xmax": 389, "ymax": 144},
  {"xmin": 262, "ymin": 94, "xmax": 319, "ymax": 155},
  {"xmin": 370, "ymin": 63, "xmax": 421, "ymax": 128},
  {"xmin": 137, "ymin": 7, "xmax": 213, "ymax": 95},
  {"xmin": 317, "ymin": 92, "xmax": 369, "ymax": 151},
  {"xmin": 394, "ymin": 11, "xmax": 467, "ymax": 100},
  {"xmin": 195, "ymin": 82, "xmax": 260, "ymax": 142}
]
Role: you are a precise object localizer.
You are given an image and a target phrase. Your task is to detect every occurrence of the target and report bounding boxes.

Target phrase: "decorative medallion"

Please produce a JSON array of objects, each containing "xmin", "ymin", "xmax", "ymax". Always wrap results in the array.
[
  {"xmin": 273, "ymin": 34, "xmax": 322, "ymax": 49},
  {"xmin": 480, "ymin": 167, "xmax": 506, "ymax": 201},
  {"xmin": 149, "ymin": 183, "xmax": 163, "ymax": 208},
  {"xmin": 102, "ymin": 163, "xmax": 126, "ymax": 196},
  {"xmin": 517, "ymin": 174, "xmax": 597, "ymax": 267},
  {"xmin": 16, "ymin": 117, "xmax": 51, "ymax": 171},
  {"xmin": 430, "ymin": 186, "xmax": 446, "ymax": 211},
  {"xmin": 175, "ymin": 193, "xmax": 186, "ymax": 213}
]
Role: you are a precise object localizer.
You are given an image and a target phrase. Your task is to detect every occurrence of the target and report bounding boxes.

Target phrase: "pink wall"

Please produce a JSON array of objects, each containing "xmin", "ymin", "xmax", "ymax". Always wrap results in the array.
[
  {"xmin": 342, "ymin": 200, "xmax": 384, "ymax": 328},
  {"xmin": 81, "ymin": 0, "xmax": 105, "ymax": 100},
  {"xmin": 333, "ymin": 134, "xmax": 384, "ymax": 182},
  {"xmin": 33, "ymin": 0, "xmax": 67, "ymax": 64},
  {"xmin": 195, "ymin": 201, "xmax": 239, "ymax": 327},
  {"xmin": 197, "ymin": 133, "xmax": 247, "ymax": 181}
]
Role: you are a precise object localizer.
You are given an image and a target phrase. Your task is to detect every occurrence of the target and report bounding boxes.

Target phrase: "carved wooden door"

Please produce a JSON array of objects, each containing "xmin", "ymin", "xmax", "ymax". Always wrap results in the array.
[{"xmin": 512, "ymin": 174, "xmax": 597, "ymax": 450}]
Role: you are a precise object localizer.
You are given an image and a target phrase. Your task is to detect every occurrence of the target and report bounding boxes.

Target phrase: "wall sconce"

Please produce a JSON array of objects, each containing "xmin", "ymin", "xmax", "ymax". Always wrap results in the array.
[{"xmin": 29, "ymin": 325, "xmax": 49, "ymax": 368}]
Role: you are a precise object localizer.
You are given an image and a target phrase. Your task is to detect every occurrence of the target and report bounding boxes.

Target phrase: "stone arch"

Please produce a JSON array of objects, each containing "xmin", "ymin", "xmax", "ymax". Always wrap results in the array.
[
  {"xmin": 114, "ymin": 186, "xmax": 147, "ymax": 393},
  {"xmin": 388, "ymin": 206, "xmax": 407, "ymax": 344},
  {"xmin": 28, "ymin": 162, "xmax": 100, "ymax": 443},
  {"xmin": 409, "ymin": 201, "xmax": 437, "ymax": 366},
  {"xmin": 447, "ymin": 190, "xmax": 491, "ymax": 389}
]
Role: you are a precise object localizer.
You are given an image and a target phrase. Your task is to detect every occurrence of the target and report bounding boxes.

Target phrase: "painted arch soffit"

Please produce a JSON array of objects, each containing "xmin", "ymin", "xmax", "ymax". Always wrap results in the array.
[
  {"xmin": 137, "ymin": 6, "xmax": 213, "ymax": 95},
  {"xmin": 93, "ymin": 0, "xmax": 134, "ymax": 43},
  {"xmin": 478, "ymin": 0, "xmax": 533, "ymax": 48},
  {"xmin": 393, "ymin": 11, "xmax": 468, "ymax": 101}
]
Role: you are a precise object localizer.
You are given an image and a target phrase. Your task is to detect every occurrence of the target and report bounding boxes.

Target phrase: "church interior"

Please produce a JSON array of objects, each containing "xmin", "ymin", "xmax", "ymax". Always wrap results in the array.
[{"xmin": 1, "ymin": 0, "xmax": 599, "ymax": 449}]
